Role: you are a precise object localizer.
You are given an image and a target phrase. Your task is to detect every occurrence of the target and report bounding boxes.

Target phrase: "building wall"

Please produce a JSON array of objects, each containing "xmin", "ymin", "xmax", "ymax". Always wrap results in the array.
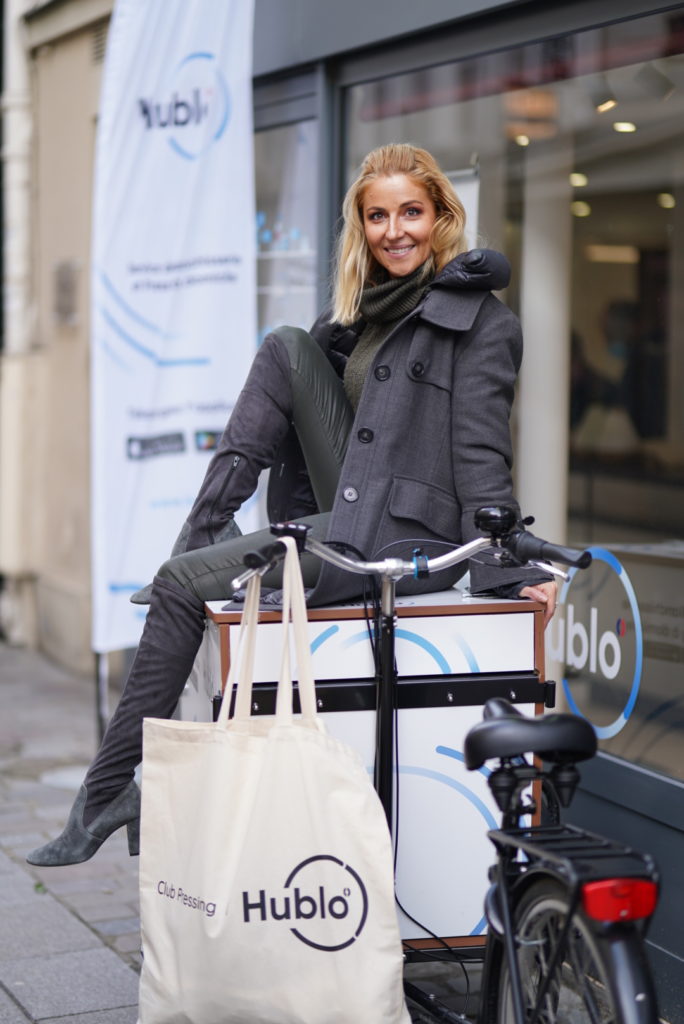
[
  {"xmin": 31, "ymin": 25, "xmax": 105, "ymax": 671},
  {"xmin": 251, "ymin": 0, "xmax": 526, "ymax": 76},
  {"xmin": 0, "ymin": 4, "xmax": 107, "ymax": 671}
]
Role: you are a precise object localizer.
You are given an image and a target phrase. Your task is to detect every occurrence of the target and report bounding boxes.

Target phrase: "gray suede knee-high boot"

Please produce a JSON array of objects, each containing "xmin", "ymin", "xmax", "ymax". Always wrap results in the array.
[
  {"xmin": 130, "ymin": 328, "xmax": 352, "ymax": 605},
  {"xmin": 182, "ymin": 332, "xmax": 297, "ymax": 551},
  {"xmin": 26, "ymin": 576, "xmax": 206, "ymax": 866}
]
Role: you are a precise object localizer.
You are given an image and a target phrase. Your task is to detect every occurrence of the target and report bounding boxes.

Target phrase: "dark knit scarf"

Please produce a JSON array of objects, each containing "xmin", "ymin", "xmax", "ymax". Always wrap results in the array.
[{"xmin": 343, "ymin": 264, "xmax": 433, "ymax": 411}]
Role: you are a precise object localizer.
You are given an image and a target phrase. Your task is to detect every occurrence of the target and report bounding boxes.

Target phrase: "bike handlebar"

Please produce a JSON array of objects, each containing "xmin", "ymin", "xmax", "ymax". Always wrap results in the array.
[{"xmin": 230, "ymin": 505, "xmax": 592, "ymax": 593}]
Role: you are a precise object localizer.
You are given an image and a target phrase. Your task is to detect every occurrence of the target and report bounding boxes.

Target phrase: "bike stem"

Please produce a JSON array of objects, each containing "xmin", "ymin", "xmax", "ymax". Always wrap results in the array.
[{"xmin": 375, "ymin": 575, "xmax": 398, "ymax": 825}]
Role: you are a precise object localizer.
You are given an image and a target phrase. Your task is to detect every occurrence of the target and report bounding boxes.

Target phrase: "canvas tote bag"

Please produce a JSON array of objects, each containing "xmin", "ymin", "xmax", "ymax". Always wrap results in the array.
[{"xmin": 137, "ymin": 536, "xmax": 411, "ymax": 1024}]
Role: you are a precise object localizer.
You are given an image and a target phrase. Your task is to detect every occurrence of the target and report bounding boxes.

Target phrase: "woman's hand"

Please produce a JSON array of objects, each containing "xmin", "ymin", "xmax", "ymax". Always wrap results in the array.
[{"xmin": 519, "ymin": 581, "xmax": 557, "ymax": 627}]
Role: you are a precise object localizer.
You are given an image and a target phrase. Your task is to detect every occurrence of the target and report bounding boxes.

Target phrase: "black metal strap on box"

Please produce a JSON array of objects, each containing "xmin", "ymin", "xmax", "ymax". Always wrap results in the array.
[{"xmin": 213, "ymin": 672, "xmax": 553, "ymax": 720}]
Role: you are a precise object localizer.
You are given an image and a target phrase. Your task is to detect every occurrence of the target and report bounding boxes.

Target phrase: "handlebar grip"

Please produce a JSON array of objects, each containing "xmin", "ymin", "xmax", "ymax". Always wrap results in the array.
[
  {"xmin": 506, "ymin": 529, "xmax": 592, "ymax": 569},
  {"xmin": 243, "ymin": 540, "xmax": 287, "ymax": 571}
]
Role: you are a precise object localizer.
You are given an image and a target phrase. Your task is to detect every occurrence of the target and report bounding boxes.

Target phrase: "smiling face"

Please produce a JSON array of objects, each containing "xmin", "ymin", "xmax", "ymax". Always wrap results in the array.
[{"xmin": 361, "ymin": 173, "xmax": 438, "ymax": 278}]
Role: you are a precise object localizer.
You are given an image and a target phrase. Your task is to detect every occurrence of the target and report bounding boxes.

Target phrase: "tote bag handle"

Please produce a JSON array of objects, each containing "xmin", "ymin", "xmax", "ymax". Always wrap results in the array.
[
  {"xmin": 274, "ymin": 536, "xmax": 318, "ymax": 723},
  {"xmin": 216, "ymin": 536, "xmax": 318, "ymax": 727},
  {"xmin": 216, "ymin": 568, "xmax": 261, "ymax": 725}
]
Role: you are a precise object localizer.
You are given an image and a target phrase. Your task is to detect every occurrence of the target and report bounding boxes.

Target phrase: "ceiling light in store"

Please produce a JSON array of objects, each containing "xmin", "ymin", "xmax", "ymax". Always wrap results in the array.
[
  {"xmin": 657, "ymin": 192, "xmax": 676, "ymax": 209},
  {"xmin": 634, "ymin": 63, "xmax": 675, "ymax": 101},
  {"xmin": 569, "ymin": 172, "xmax": 588, "ymax": 187},
  {"xmin": 589, "ymin": 76, "xmax": 617, "ymax": 113},
  {"xmin": 585, "ymin": 244, "xmax": 639, "ymax": 264},
  {"xmin": 571, "ymin": 201, "xmax": 592, "ymax": 218},
  {"xmin": 515, "ymin": 134, "xmax": 530, "ymax": 147},
  {"xmin": 613, "ymin": 121, "xmax": 637, "ymax": 133}
]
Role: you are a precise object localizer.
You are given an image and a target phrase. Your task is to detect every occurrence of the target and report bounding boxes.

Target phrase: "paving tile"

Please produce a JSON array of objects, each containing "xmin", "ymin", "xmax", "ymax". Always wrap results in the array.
[
  {"xmin": 126, "ymin": 953, "xmax": 143, "ymax": 973},
  {"xmin": 26, "ymin": 871, "xmax": 118, "ymax": 895},
  {"xmin": 111, "ymin": 934, "xmax": 142, "ymax": 955},
  {"xmin": 0, "ymin": 813, "xmax": 39, "ymax": 831},
  {"xmin": 0, "ymin": 852, "xmax": 21, "ymax": 873},
  {"xmin": 6, "ymin": 782, "xmax": 76, "ymax": 805},
  {"xmin": 0, "ymin": 947, "xmax": 138, "ymax": 1019},
  {"xmin": 0, "ymin": 899, "xmax": 100, "ymax": 959},
  {"xmin": 91, "ymin": 918, "xmax": 139, "ymax": 938},
  {"xmin": 42, "ymin": 1009, "xmax": 138, "ymax": 1024},
  {"xmin": 0, "ymin": 865, "xmax": 47, "ymax": 906},
  {"xmin": 61, "ymin": 896, "xmax": 139, "ymax": 921},
  {"xmin": 0, "ymin": 835, "xmax": 48, "ymax": 852},
  {"xmin": 0, "ymin": 987, "xmax": 31, "ymax": 1024}
]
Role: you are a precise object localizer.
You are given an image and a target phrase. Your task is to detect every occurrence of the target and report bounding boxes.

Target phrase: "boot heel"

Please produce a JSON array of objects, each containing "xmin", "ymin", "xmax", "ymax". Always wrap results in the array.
[{"xmin": 127, "ymin": 817, "xmax": 140, "ymax": 857}]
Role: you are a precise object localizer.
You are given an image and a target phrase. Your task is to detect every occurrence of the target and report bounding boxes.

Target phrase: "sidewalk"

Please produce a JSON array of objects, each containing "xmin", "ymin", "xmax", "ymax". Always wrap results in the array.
[
  {"xmin": 0, "ymin": 643, "xmax": 139, "ymax": 1023},
  {"xmin": 0, "ymin": 641, "xmax": 476, "ymax": 1023}
]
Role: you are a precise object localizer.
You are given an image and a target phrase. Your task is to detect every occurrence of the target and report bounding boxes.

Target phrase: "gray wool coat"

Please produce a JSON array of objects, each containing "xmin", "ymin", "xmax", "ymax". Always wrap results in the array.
[{"xmin": 292, "ymin": 251, "xmax": 547, "ymax": 607}]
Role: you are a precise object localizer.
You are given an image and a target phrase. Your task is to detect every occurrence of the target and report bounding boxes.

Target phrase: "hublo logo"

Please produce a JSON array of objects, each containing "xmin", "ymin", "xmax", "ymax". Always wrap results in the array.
[
  {"xmin": 548, "ymin": 548, "xmax": 643, "ymax": 739},
  {"xmin": 241, "ymin": 854, "xmax": 369, "ymax": 951},
  {"xmin": 139, "ymin": 90, "xmax": 209, "ymax": 130},
  {"xmin": 138, "ymin": 51, "xmax": 230, "ymax": 160}
]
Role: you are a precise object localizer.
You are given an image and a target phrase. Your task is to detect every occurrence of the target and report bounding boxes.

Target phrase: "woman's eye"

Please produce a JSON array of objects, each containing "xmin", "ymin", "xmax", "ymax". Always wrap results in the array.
[
  {"xmin": 368, "ymin": 211, "xmax": 384, "ymax": 222},
  {"xmin": 406, "ymin": 207, "xmax": 422, "ymax": 217}
]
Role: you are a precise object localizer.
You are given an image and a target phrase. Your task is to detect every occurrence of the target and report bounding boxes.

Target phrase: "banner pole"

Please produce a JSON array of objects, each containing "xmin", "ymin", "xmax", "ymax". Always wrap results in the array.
[{"xmin": 95, "ymin": 652, "xmax": 110, "ymax": 743}]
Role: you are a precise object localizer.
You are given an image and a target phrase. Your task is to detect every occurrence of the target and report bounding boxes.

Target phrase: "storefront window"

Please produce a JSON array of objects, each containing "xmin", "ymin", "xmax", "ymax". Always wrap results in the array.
[
  {"xmin": 344, "ymin": 8, "xmax": 684, "ymax": 781},
  {"xmin": 254, "ymin": 120, "xmax": 318, "ymax": 343}
]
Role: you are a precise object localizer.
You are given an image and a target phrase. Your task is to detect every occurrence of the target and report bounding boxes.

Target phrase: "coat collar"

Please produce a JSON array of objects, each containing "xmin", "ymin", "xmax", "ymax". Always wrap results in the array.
[
  {"xmin": 417, "ymin": 287, "xmax": 489, "ymax": 332},
  {"xmin": 414, "ymin": 248, "xmax": 508, "ymax": 332}
]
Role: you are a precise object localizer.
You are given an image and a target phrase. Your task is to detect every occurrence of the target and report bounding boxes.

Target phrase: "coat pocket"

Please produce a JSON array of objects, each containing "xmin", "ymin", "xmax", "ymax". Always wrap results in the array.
[{"xmin": 388, "ymin": 475, "xmax": 461, "ymax": 540}]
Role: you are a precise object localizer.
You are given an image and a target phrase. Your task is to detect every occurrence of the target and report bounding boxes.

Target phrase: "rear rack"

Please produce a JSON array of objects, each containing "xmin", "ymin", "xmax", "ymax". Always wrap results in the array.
[{"xmin": 489, "ymin": 823, "xmax": 659, "ymax": 884}]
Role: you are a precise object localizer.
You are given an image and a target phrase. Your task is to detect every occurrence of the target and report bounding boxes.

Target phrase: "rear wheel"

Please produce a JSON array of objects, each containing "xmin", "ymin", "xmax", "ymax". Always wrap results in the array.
[{"xmin": 495, "ymin": 878, "xmax": 655, "ymax": 1024}]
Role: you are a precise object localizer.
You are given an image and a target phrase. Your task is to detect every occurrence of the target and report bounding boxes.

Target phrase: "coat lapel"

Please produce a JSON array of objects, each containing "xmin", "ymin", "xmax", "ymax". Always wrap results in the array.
[{"xmin": 419, "ymin": 287, "xmax": 488, "ymax": 331}]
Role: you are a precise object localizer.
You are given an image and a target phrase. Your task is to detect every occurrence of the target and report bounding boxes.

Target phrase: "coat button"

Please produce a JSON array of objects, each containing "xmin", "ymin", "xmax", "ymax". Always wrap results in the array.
[
  {"xmin": 343, "ymin": 486, "xmax": 359, "ymax": 502},
  {"xmin": 357, "ymin": 428, "xmax": 374, "ymax": 443},
  {"xmin": 375, "ymin": 365, "xmax": 390, "ymax": 381},
  {"xmin": 411, "ymin": 361, "xmax": 425, "ymax": 377}
]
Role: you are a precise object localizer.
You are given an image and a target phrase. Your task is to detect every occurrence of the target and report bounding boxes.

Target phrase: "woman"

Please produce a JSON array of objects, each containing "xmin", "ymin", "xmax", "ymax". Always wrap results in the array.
[{"xmin": 27, "ymin": 143, "xmax": 555, "ymax": 867}]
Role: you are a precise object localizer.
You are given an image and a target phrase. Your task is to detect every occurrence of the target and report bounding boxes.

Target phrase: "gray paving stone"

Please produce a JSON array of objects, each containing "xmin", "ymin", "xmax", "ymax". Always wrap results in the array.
[
  {"xmin": 0, "ymin": 899, "xmax": 100, "ymax": 959},
  {"xmin": 6, "ymin": 781, "xmax": 76, "ymax": 806},
  {"xmin": 42, "ymin": 1009, "xmax": 138, "ymax": 1024},
  {"xmin": 0, "ymin": 987, "xmax": 31, "ymax": 1024},
  {"xmin": 25, "ymin": 867, "xmax": 118, "ymax": 893},
  {"xmin": 91, "ymin": 918, "xmax": 139, "ymax": 938},
  {"xmin": 0, "ymin": 835, "xmax": 47, "ymax": 852},
  {"xmin": 0, "ymin": 852, "xmax": 21, "ymax": 873},
  {"xmin": 0, "ymin": 865, "xmax": 46, "ymax": 906},
  {"xmin": 61, "ymin": 896, "xmax": 138, "ymax": 921},
  {"xmin": 0, "ymin": 812, "xmax": 39, "ymax": 831},
  {"xmin": 126, "ymin": 953, "xmax": 142, "ymax": 973},
  {"xmin": 0, "ymin": 947, "xmax": 138, "ymax": 1019},
  {"xmin": 111, "ymin": 935, "xmax": 141, "ymax": 956}
]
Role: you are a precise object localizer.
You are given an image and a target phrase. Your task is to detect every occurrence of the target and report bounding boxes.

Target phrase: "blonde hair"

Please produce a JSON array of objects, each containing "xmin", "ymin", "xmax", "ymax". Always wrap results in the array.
[{"xmin": 332, "ymin": 144, "xmax": 467, "ymax": 324}]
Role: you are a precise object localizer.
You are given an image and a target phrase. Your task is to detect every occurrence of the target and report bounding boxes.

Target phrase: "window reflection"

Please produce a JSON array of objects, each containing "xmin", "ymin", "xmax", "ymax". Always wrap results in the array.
[
  {"xmin": 254, "ymin": 121, "xmax": 318, "ymax": 343},
  {"xmin": 345, "ymin": 9, "xmax": 684, "ymax": 781}
]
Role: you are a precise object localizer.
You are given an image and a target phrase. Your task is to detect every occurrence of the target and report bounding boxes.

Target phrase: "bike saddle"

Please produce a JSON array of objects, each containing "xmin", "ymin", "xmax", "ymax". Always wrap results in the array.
[{"xmin": 464, "ymin": 699, "xmax": 597, "ymax": 770}]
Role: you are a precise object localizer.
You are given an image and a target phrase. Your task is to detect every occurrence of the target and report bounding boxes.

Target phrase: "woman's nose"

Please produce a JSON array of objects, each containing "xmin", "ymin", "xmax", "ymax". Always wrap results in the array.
[{"xmin": 385, "ymin": 214, "xmax": 402, "ymax": 239}]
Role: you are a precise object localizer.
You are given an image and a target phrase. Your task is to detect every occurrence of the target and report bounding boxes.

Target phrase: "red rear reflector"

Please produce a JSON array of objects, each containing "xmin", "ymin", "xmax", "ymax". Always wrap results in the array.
[{"xmin": 582, "ymin": 878, "xmax": 657, "ymax": 922}]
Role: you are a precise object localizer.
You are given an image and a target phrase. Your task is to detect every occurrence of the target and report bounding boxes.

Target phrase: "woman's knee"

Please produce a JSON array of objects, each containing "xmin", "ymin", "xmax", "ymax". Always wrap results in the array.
[
  {"xmin": 270, "ymin": 326, "xmax": 320, "ymax": 373},
  {"xmin": 156, "ymin": 554, "xmax": 198, "ymax": 595}
]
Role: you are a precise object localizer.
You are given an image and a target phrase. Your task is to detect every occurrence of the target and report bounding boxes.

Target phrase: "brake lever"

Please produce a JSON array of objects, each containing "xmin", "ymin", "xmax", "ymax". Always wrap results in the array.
[
  {"xmin": 493, "ymin": 549, "xmax": 569, "ymax": 582},
  {"xmin": 527, "ymin": 560, "xmax": 569, "ymax": 582}
]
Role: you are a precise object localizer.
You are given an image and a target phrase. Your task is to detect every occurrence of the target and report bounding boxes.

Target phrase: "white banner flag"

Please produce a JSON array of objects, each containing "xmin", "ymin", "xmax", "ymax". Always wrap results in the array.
[{"xmin": 91, "ymin": 0, "xmax": 256, "ymax": 652}]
